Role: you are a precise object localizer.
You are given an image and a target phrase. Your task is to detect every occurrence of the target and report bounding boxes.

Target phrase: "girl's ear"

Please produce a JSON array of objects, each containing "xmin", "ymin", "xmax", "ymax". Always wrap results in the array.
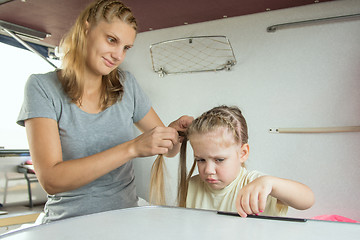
[{"xmin": 239, "ymin": 143, "xmax": 249, "ymax": 163}]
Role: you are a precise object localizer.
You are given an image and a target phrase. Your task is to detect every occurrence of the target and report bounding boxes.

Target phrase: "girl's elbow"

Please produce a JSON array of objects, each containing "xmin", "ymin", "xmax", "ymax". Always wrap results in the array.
[
  {"xmin": 306, "ymin": 192, "xmax": 315, "ymax": 209},
  {"xmin": 299, "ymin": 191, "xmax": 315, "ymax": 210}
]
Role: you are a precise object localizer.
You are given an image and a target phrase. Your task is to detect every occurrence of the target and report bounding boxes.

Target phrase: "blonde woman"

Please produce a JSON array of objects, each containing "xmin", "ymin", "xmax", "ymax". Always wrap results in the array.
[{"xmin": 17, "ymin": 0, "xmax": 192, "ymax": 223}]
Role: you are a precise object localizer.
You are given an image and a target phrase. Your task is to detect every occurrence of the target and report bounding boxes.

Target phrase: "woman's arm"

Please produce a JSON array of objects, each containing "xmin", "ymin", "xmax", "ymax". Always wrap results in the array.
[
  {"xmin": 26, "ymin": 117, "xmax": 138, "ymax": 195},
  {"xmin": 26, "ymin": 108, "xmax": 182, "ymax": 195},
  {"xmin": 235, "ymin": 176, "xmax": 315, "ymax": 217}
]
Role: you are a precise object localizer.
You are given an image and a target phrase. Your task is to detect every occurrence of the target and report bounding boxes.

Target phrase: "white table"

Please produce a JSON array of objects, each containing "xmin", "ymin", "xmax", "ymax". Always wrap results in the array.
[{"xmin": 0, "ymin": 206, "xmax": 359, "ymax": 240}]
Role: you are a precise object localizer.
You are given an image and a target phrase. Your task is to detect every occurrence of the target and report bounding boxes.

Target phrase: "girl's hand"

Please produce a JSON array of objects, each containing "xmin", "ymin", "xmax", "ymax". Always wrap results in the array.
[
  {"xmin": 131, "ymin": 126, "xmax": 179, "ymax": 157},
  {"xmin": 235, "ymin": 175, "xmax": 315, "ymax": 217},
  {"xmin": 235, "ymin": 176, "xmax": 273, "ymax": 217}
]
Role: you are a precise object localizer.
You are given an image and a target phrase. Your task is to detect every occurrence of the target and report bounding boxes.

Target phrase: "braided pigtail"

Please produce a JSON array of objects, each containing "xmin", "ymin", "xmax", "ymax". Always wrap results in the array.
[{"xmin": 177, "ymin": 136, "xmax": 197, "ymax": 207}]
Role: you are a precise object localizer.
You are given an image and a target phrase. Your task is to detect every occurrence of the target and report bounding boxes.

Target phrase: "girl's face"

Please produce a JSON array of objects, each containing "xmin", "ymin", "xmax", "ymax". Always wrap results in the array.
[
  {"xmin": 189, "ymin": 128, "xmax": 249, "ymax": 190},
  {"xmin": 85, "ymin": 18, "xmax": 136, "ymax": 78}
]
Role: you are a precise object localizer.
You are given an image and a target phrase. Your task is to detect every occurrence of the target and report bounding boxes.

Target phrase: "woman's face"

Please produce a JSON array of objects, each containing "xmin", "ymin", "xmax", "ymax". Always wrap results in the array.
[
  {"xmin": 85, "ymin": 18, "xmax": 136, "ymax": 78},
  {"xmin": 189, "ymin": 128, "xmax": 249, "ymax": 190}
]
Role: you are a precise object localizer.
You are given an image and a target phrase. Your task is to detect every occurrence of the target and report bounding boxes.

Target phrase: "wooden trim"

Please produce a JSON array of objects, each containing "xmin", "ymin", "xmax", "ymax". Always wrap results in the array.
[
  {"xmin": 269, "ymin": 126, "xmax": 360, "ymax": 134},
  {"xmin": 0, "ymin": 213, "xmax": 40, "ymax": 227}
]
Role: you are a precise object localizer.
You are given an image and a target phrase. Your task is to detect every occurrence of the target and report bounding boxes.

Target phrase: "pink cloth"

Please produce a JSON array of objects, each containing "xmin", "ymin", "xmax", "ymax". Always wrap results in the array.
[{"xmin": 312, "ymin": 215, "xmax": 359, "ymax": 223}]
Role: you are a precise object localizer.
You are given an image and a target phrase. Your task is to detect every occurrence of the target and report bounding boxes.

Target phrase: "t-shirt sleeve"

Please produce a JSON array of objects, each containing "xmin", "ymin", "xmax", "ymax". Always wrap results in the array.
[
  {"xmin": 17, "ymin": 74, "xmax": 58, "ymax": 127},
  {"xmin": 125, "ymin": 71, "xmax": 151, "ymax": 123}
]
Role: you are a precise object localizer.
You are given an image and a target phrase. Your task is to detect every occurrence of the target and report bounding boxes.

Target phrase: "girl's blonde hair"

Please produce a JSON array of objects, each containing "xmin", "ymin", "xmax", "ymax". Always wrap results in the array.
[
  {"xmin": 177, "ymin": 105, "xmax": 248, "ymax": 207},
  {"xmin": 59, "ymin": 0, "xmax": 137, "ymax": 110},
  {"xmin": 149, "ymin": 155, "xmax": 167, "ymax": 205}
]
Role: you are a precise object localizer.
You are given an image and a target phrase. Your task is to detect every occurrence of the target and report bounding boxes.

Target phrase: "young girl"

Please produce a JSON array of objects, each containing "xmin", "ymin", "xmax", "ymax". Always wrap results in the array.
[{"xmin": 178, "ymin": 105, "xmax": 314, "ymax": 217}]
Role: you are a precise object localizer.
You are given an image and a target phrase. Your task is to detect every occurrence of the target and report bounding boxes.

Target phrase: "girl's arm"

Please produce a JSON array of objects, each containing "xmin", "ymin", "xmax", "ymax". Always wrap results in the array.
[
  {"xmin": 235, "ymin": 175, "xmax": 315, "ymax": 217},
  {"xmin": 26, "ymin": 107, "xmax": 182, "ymax": 195}
]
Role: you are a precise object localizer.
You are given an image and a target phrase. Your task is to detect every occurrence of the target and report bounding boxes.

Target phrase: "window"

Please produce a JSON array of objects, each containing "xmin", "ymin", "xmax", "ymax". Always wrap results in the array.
[{"xmin": 0, "ymin": 42, "xmax": 59, "ymax": 149}]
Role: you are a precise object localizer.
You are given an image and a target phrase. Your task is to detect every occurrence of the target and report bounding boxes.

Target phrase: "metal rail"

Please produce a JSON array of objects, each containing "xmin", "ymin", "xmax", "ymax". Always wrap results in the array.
[
  {"xmin": 2, "ymin": 28, "xmax": 57, "ymax": 69},
  {"xmin": 267, "ymin": 13, "xmax": 360, "ymax": 32}
]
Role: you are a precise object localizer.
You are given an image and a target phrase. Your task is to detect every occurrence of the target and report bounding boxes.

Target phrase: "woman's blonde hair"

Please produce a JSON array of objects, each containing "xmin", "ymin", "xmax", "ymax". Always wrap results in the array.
[
  {"xmin": 177, "ymin": 105, "xmax": 248, "ymax": 207},
  {"xmin": 59, "ymin": 0, "xmax": 137, "ymax": 110}
]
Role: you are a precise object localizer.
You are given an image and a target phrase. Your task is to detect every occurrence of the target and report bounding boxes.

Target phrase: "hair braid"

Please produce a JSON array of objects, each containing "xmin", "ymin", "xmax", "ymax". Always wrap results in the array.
[{"xmin": 91, "ymin": 0, "xmax": 106, "ymax": 18}]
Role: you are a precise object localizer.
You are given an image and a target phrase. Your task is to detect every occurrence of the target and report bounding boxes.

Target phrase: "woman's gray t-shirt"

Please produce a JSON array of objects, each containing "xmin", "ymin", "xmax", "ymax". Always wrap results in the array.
[{"xmin": 17, "ymin": 70, "xmax": 151, "ymax": 223}]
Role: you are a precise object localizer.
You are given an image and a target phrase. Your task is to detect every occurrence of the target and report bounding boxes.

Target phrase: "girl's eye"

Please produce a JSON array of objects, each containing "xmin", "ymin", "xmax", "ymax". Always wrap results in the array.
[
  {"xmin": 216, "ymin": 158, "xmax": 225, "ymax": 162},
  {"xmin": 124, "ymin": 46, "xmax": 131, "ymax": 51},
  {"xmin": 195, "ymin": 158, "xmax": 205, "ymax": 162}
]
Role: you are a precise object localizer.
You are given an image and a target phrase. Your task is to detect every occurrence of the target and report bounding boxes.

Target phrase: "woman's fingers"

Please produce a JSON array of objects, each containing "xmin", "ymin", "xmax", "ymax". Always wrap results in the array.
[
  {"xmin": 152, "ymin": 126, "xmax": 179, "ymax": 146},
  {"xmin": 134, "ymin": 126, "xmax": 179, "ymax": 156},
  {"xmin": 169, "ymin": 115, "xmax": 194, "ymax": 132}
]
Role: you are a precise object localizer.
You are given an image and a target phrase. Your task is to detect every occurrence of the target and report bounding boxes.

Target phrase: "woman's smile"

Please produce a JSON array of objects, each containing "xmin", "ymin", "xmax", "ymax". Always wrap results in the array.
[{"xmin": 103, "ymin": 57, "xmax": 115, "ymax": 68}]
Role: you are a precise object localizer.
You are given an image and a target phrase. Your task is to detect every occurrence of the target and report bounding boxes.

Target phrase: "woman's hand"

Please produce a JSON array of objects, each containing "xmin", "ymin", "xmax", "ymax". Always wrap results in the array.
[
  {"xmin": 130, "ymin": 126, "xmax": 179, "ymax": 157},
  {"xmin": 134, "ymin": 109, "xmax": 193, "ymax": 158},
  {"xmin": 168, "ymin": 115, "xmax": 194, "ymax": 142},
  {"xmin": 169, "ymin": 115, "xmax": 193, "ymax": 130},
  {"xmin": 164, "ymin": 115, "xmax": 193, "ymax": 157},
  {"xmin": 235, "ymin": 176, "xmax": 272, "ymax": 217}
]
